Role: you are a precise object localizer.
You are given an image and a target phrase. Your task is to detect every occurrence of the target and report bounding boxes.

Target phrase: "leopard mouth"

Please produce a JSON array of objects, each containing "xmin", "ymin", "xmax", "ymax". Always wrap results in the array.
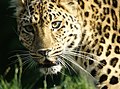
[
  {"xmin": 35, "ymin": 57, "xmax": 62, "ymax": 74},
  {"xmin": 38, "ymin": 58, "xmax": 60, "ymax": 68}
]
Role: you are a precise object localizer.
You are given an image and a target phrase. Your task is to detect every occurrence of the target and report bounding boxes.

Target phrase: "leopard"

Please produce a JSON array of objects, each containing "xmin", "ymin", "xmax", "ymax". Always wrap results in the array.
[{"xmin": 11, "ymin": 0, "xmax": 120, "ymax": 89}]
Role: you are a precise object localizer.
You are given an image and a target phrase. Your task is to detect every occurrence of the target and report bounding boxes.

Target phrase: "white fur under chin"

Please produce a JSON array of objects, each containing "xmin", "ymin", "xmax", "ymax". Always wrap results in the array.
[{"xmin": 39, "ymin": 64, "xmax": 62, "ymax": 74}]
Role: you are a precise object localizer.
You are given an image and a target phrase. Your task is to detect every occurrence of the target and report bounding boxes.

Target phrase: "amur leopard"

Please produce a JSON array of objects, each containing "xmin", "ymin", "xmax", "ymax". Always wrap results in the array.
[{"xmin": 11, "ymin": 0, "xmax": 120, "ymax": 89}]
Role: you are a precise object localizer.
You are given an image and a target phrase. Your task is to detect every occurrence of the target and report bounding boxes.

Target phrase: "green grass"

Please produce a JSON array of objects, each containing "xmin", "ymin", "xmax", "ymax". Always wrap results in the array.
[{"xmin": 0, "ymin": 57, "xmax": 96, "ymax": 89}]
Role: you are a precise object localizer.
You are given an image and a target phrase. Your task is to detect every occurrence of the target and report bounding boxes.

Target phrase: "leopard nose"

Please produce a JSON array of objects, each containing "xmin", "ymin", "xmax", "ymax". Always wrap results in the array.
[{"xmin": 37, "ymin": 49, "xmax": 50, "ymax": 56}]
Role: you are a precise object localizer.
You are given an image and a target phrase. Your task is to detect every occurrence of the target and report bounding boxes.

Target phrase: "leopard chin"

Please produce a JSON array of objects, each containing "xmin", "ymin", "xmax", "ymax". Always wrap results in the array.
[
  {"xmin": 36, "ymin": 57, "xmax": 62, "ymax": 74},
  {"xmin": 39, "ymin": 64, "xmax": 62, "ymax": 74}
]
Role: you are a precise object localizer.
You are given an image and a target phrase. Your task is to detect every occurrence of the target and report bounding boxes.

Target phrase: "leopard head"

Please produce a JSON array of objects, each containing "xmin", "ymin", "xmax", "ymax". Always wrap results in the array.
[{"xmin": 16, "ymin": 0, "xmax": 82, "ymax": 74}]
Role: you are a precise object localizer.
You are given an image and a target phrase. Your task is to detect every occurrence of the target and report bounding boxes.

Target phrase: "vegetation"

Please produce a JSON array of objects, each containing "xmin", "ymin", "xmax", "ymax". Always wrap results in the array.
[{"xmin": 0, "ymin": 57, "xmax": 96, "ymax": 89}]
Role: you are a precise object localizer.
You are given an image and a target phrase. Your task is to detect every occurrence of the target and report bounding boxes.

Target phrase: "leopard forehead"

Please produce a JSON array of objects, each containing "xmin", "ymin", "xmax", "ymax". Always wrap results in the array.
[{"xmin": 17, "ymin": 0, "xmax": 82, "ymax": 51}]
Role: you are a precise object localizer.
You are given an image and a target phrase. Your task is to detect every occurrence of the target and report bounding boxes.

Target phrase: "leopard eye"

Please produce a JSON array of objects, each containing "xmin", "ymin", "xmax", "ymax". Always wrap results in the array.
[
  {"xmin": 51, "ymin": 21, "xmax": 62, "ymax": 29},
  {"xmin": 23, "ymin": 25, "xmax": 34, "ymax": 33}
]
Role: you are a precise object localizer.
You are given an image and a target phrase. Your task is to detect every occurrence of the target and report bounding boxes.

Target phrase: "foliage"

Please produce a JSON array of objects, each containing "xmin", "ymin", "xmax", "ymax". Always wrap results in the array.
[{"xmin": 0, "ymin": 57, "xmax": 96, "ymax": 89}]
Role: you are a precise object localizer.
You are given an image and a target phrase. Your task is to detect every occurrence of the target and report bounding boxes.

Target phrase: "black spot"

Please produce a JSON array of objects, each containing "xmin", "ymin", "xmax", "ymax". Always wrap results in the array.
[
  {"xmin": 34, "ymin": 16, "xmax": 38, "ymax": 21},
  {"xmin": 29, "ymin": 6, "xmax": 34, "ymax": 12},
  {"xmin": 103, "ymin": 0, "xmax": 107, "ymax": 4},
  {"xmin": 106, "ymin": 45, "xmax": 112, "ymax": 57},
  {"xmin": 70, "ymin": 24, "xmax": 73, "ymax": 29},
  {"xmin": 107, "ymin": 18, "xmax": 110, "ymax": 24},
  {"xmin": 69, "ymin": 34, "xmax": 73, "ymax": 36},
  {"xmin": 69, "ymin": 15, "xmax": 74, "ymax": 21},
  {"xmin": 83, "ymin": 20, "xmax": 87, "ymax": 27},
  {"xmin": 84, "ymin": 11, "xmax": 89, "ymax": 17},
  {"xmin": 52, "ymin": 13, "xmax": 56, "ymax": 17},
  {"xmin": 99, "ymin": 74, "xmax": 108, "ymax": 83},
  {"xmin": 49, "ymin": 3, "xmax": 54, "ymax": 8},
  {"xmin": 106, "ymin": 51, "xmax": 111, "ymax": 57},
  {"xmin": 111, "ymin": 9, "xmax": 118, "ymax": 23},
  {"xmin": 48, "ymin": 9, "xmax": 51, "ymax": 12},
  {"xmin": 58, "ymin": 12, "xmax": 61, "ymax": 15},
  {"xmin": 44, "ymin": 16, "xmax": 46, "ymax": 19},
  {"xmin": 74, "ymin": 34, "xmax": 77, "ymax": 39},
  {"xmin": 44, "ymin": 1, "xmax": 47, "ymax": 4},
  {"xmin": 112, "ymin": 33, "xmax": 116, "ymax": 43},
  {"xmin": 110, "ymin": 57, "xmax": 118, "ymax": 67},
  {"xmin": 110, "ymin": 76, "xmax": 118, "ymax": 84},
  {"xmin": 51, "ymin": 0, "xmax": 55, "ymax": 3},
  {"xmin": 103, "ymin": 7, "xmax": 109, "ymax": 15},
  {"xmin": 49, "ymin": 14, "xmax": 52, "ymax": 20},
  {"xmin": 117, "ymin": 36, "xmax": 120, "ymax": 43},
  {"xmin": 89, "ymin": 60, "xmax": 94, "ymax": 65},
  {"xmin": 112, "ymin": 22, "xmax": 117, "ymax": 30},
  {"xmin": 103, "ymin": 25, "xmax": 110, "ymax": 32},
  {"xmin": 107, "ymin": 69, "xmax": 111, "ymax": 74},
  {"xmin": 114, "ymin": 46, "xmax": 120, "ymax": 54},
  {"xmin": 62, "ymin": 15, "xmax": 65, "ymax": 18},
  {"xmin": 108, "ymin": 0, "xmax": 111, "ymax": 5},
  {"xmin": 66, "ymin": 21, "xmax": 68, "ymax": 25},
  {"xmin": 86, "ymin": 49, "xmax": 91, "ymax": 53},
  {"xmin": 91, "ymin": 5, "xmax": 96, "ymax": 12},
  {"xmin": 112, "ymin": 0, "xmax": 118, "ymax": 8},
  {"xmin": 98, "ymin": 59, "xmax": 107, "ymax": 69},
  {"xmin": 91, "ymin": 69, "xmax": 97, "ymax": 77},
  {"xmin": 101, "ymin": 85, "xmax": 108, "ymax": 89},
  {"xmin": 74, "ymin": 25, "xmax": 78, "ymax": 30},
  {"xmin": 97, "ymin": 45, "xmax": 103, "ymax": 56},
  {"xmin": 100, "ymin": 37, "xmax": 105, "ymax": 43},
  {"xmin": 100, "ymin": 13, "xmax": 106, "ymax": 21},
  {"xmin": 92, "ymin": 39, "xmax": 98, "ymax": 48},
  {"xmin": 100, "ymin": 60, "xmax": 107, "ymax": 65},
  {"xmin": 96, "ymin": 22, "xmax": 102, "ymax": 35},
  {"xmin": 68, "ymin": 2, "xmax": 74, "ymax": 5},
  {"xmin": 104, "ymin": 33, "xmax": 110, "ymax": 39},
  {"xmin": 79, "ymin": 0, "xmax": 84, "ymax": 9},
  {"xmin": 94, "ymin": 0, "xmax": 100, "ymax": 6},
  {"xmin": 97, "ymin": 64, "xmax": 103, "ymax": 69},
  {"xmin": 61, "ymin": 25, "xmax": 65, "ymax": 28}
]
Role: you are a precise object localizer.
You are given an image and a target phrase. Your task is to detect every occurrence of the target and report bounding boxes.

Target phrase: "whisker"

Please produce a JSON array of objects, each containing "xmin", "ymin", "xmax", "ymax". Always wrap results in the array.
[
  {"xmin": 58, "ymin": 58, "xmax": 72, "ymax": 74},
  {"xmin": 57, "ymin": 58, "xmax": 66, "ymax": 68},
  {"xmin": 65, "ymin": 51, "xmax": 101, "ymax": 65},
  {"xmin": 61, "ymin": 54, "xmax": 96, "ymax": 81},
  {"xmin": 72, "ymin": 50, "xmax": 101, "ymax": 60},
  {"xmin": 60, "ymin": 55, "xmax": 77, "ymax": 74},
  {"xmin": 8, "ymin": 54, "xmax": 30, "ymax": 60}
]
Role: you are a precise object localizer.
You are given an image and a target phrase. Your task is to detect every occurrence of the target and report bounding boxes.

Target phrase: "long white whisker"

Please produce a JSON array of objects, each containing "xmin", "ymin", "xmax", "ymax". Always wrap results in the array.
[
  {"xmin": 60, "ymin": 55, "xmax": 77, "ymax": 74},
  {"xmin": 58, "ymin": 56, "xmax": 73, "ymax": 74},
  {"xmin": 65, "ymin": 51, "xmax": 101, "ymax": 65},
  {"xmin": 61, "ymin": 54, "xmax": 96, "ymax": 80},
  {"xmin": 8, "ymin": 54, "xmax": 30, "ymax": 60},
  {"xmin": 57, "ymin": 58, "xmax": 67, "ymax": 68},
  {"xmin": 72, "ymin": 50, "xmax": 101, "ymax": 60}
]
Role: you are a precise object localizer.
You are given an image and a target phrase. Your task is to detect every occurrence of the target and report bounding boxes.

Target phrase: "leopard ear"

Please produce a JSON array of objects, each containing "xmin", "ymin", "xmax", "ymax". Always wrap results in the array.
[
  {"xmin": 10, "ymin": 0, "xmax": 27, "ymax": 16},
  {"xmin": 10, "ymin": 0, "xmax": 26, "ymax": 9}
]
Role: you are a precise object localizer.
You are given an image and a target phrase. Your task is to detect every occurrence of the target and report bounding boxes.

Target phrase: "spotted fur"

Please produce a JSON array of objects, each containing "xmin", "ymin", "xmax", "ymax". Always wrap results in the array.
[{"xmin": 12, "ymin": 0, "xmax": 120, "ymax": 89}]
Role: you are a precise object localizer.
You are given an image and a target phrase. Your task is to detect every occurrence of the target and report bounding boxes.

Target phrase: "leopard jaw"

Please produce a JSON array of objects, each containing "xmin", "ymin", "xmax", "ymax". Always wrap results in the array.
[{"xmin": 39, "ymin": 64, "xmax": 62, "ymax": 74}]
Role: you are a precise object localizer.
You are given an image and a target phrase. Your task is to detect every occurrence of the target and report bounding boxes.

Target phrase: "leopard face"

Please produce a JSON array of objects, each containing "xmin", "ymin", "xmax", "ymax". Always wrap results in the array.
[
  {"xmin": 17, "ymin": 0, "xmax": 82, "ymax": 74},
  {"xmin": 13, "ymin": 0, "xmax": 120, "ymax": 89}
]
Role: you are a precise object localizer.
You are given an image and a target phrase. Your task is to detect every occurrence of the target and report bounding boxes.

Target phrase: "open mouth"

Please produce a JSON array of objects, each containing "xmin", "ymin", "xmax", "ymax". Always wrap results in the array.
[
  {"xmin": 38, "ymin": 60, "xmax": 58, "ymax": 68},
  {"xmin": 34, "ymin": 57, "xmax": 61, "ymax": 68},
  {"xmin": 34, "ymin": 57, "xmax": 62, "ymax": 74}
]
